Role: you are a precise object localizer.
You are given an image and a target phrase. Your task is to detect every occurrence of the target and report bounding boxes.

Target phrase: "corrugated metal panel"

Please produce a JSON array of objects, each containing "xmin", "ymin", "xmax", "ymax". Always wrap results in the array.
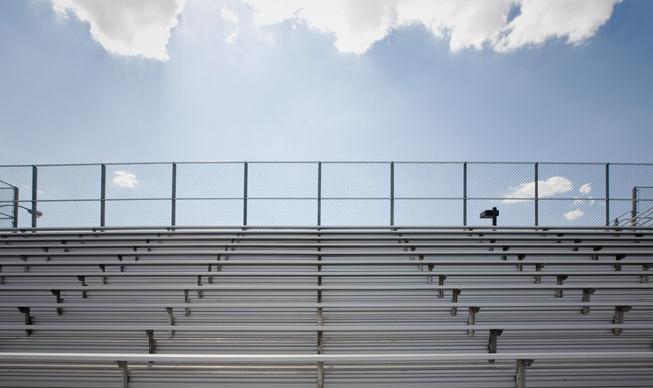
[{"xmin": 0, "ymin": 226, "xmax": 652, "ymax": 387}]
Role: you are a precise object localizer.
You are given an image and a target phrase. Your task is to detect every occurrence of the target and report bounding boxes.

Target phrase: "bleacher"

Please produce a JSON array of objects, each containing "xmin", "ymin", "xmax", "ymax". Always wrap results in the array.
[{"xmin": 0, "ymin": 226, "xmax": 652, "ymax": 387}]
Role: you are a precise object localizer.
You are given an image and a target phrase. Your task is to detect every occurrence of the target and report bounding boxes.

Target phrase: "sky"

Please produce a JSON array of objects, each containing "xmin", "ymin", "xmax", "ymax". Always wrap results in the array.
[
  {"xmin": 1, "ymin": 0, "xmax": 653, "ymax": 227},
  {"xmin": 0, "ymin": 0, "xmax": 652, "ymax": 164}
]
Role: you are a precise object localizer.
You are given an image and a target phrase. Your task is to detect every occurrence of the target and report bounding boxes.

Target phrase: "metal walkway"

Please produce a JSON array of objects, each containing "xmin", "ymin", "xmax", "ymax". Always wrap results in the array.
[{"xmin": 0, "ymin": 226, "xmax": 652, "ymax": 387}]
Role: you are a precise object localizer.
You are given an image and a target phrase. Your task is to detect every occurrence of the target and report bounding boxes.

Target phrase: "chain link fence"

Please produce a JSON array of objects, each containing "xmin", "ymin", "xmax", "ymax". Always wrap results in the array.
[
  {"xmin": 0, "ymin": 179, "xmax": 18, "ymax": 228},
  {"xmin": 0, "ymin": 162, "xmax": 651, "ymax": 228}
]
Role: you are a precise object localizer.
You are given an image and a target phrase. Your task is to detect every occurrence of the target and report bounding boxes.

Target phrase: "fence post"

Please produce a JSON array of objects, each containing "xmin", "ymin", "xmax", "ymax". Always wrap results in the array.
[
  {"xmin": 12, "ymin": 186, "xmax": 18, "ymax": 228},
  {"xmin": 534, "ymin": 162, "xmax": 539, "ymax": 226},
  {"xmin": 317, "ymin": 162, "xmax": 322, "ymax": 226},
  {"xmin": 631, "ymin": 187, "xmax": 638, "ymax": 226},
  {"xmin": 243, "ymin": 162, "xmax": 248, "ymax": 226},
  {"xmin": 605, "ymin": 163, "xmax": 610, "ymax": 226},
  {"xmin": 390, "ymin": 162, "xmax": 394, "ymax": 226},
  {"xmin": 463, "ymin": 163, "xmax": 467, "ymax": 226},
  {"xmin": 171, "ymin": 163, "xmax": 177, "ymax": 227},
  {"xmin": 31, "ymin": 165, "xmax": 37, "ymax": 228},
  {"xmin": 100, "ymin": 164, "xmax": 106, "ymax": 227}
]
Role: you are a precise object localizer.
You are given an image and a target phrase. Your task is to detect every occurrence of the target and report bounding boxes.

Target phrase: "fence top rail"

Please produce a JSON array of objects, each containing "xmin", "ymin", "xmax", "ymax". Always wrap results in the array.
[
  {"xmin": 2, "ymin": 161, "xmax": 653, "ymax": 168},
  {"xmin": 0, "ymin": 351, "xmax": 652, "ymax": 363}
]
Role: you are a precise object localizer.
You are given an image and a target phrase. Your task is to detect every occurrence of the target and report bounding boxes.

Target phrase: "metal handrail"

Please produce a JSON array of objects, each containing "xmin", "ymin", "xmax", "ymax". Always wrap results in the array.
[
  {"xmin": 0, "ymin": 351, "xmax": 652, "ymax": 363},
  {"xmin": 2, "ymin": 301, "xmax": 650, "ymax": 309},
  {"xmin": 0, "ymin": 258, "xmax": 646, "ymax": 266},
  {"xmin": 0, "ymin": 270, "xmax": 649, "ymax": 278},
  {"xmin": 2, "ymin": 283, "xmax": 650, "ymax": 291},
  {"xmin": 1, "ymin": 248, "xmax": 651, "ymax": 257},
  {"xmin": 2, "ymin": 323, "xmax": 653, "ymax": 332}
]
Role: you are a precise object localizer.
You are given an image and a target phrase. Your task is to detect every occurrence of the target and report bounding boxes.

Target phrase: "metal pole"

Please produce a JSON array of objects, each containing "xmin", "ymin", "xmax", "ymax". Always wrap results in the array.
[
  {"xmin": 390, "ymin": 162, "xmax": 394, "ymax": 226},
  {"xmin": 171, "ymin": 163, "xmax": 177, "ymax": 227},
  {"xmin": 515, "ymin": 359, "xmax": 528, "ymax": 388},
  {"xmin": 605, "ymin": 163, "xmax": 610, "ymax": 226},
  {"xmin": 243, "ymin": 162, "xmax": 248, "ymax": 226},
  {"xmin": 317, "ymin": 162, "xmax": 322, "ymax": 226},
  {"xmin": 118, "ymin": 361, "xmax": 129, "ymax": 388},
  {"xmin": 631, "ymin": 187, "xmax": 638, "ymax": 227},
  {"xmin": 534, "ymin": 163, "xmax": 539, "ymax": 226},
  {"xmin": 463, "ymin": 162, "xmax": 467, "ymax": 226},
  {"xmin": 31, "ymin": 165, "xmax": 37, "ymax": 228},
  {"xmin": 100, "ymin": 164, "xmax": 106, "ymax": 227},
  {"xmin": 12, "ymin": 186, "xmax": 18, "ymax": 228}
]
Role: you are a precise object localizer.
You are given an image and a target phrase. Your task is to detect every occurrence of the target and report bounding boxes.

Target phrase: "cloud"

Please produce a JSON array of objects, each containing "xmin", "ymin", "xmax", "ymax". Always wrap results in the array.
[
  {"xmin": 50, "ymin": 0, "xmax": 620, "ymax": 58},
  {"xmin": 503, "ymin": 176, "xmax": 572, "ymax": 203},
  {"xmin": 564, "ymin": 209, "xmax": 584, "ymax": 220},
  {"xmin": 242, "ymin": 0, "xmax": 620, "ymax": 54},
  {"xmin": 112, "ymin": 170, "xmax": 138, "ymax": 188},
  {"xmin": 579, "ymin": 183, "xmax": 592, "ymax": 194},
  {"xmin": 51, "ymin": 0, "xmax": 186, "ymax": 61},
  {"xmin": 495, "ymin": 0, "xmax": 620, "ymax": 52},
  {"xmin": 222, "ymin": 7, "xmax": 240, "ymax": 44}
]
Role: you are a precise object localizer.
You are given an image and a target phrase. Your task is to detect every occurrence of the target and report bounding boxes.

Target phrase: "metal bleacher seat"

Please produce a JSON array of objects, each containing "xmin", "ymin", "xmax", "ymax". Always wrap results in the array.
[{"xmin": 0, "ymin": 226, "xmax": 652, "ymax": 387}]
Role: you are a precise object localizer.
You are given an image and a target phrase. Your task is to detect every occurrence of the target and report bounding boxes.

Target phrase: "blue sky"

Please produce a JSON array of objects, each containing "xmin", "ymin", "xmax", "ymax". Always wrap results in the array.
[
  {"xmin": 1, "ymin": 1, "xmax": 652, "ymax": 228},
  {"xmin": 1, "ymin": 0, "xmax": 652, "ymax": 164}
]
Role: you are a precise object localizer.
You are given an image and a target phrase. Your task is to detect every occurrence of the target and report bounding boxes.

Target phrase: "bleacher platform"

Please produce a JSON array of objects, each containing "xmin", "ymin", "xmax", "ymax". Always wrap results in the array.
[{"xmin": 0, "ymin": 226, "xmax": 652, "ymax": 387}]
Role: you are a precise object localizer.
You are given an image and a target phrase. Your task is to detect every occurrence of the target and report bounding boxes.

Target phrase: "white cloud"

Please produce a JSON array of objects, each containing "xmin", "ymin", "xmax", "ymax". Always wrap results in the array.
[
  {"xmin": 112, "ymin": 170, "xmax": 138, "ymax": 188},
  {"xmin": 503, "ymin": 176, "xmax": 572, "ymax": 203},
  {"xmin": 50, "ymin": 0, "xmax": 620, "ymax": 58},
  {"xmin": 579, "ymin": 183, "xmax": 592, "ymax": 194},
  {"xmin": 396, "ymin": 0, "xmax": 514, "ymax": 52},
  {"xmin": 222, "ymin": 7, "xmax": 240, "ymax": 44},
  {"xmin": 51, "ymin": 0, "xmax": 186, "ymax": 61},
  {"xmin": 242, "ymin": 0, "xmax": 620, "ymax": 54},
  {"xmin": 564, "ymin": 209, "xmax": 584, "ymax": 220},
  {"xmin": 495, "ymin": 0, "xmax": 620, "ymax": 52}
]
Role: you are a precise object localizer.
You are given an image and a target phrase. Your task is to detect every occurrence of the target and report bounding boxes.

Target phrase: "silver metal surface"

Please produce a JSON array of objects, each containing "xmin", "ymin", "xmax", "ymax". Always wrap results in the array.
[{"xmin": 0, "ymin": 226, "xmax": 652, "ymax": 387}]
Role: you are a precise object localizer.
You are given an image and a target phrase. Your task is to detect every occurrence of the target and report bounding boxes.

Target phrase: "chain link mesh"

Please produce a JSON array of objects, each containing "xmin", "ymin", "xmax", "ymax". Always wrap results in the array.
[
  {"xmin": 393, "ymin": 163, "xmax": 463, "ymax": 225},
  {"xmin": 610, "ymin": 164, "xmax": 653, "ymax": 226},
  {"xmin": 0, "ymin": 180, "xmax": 17, "ymax": 228},
  {"xmin": 537, "ymin": 163, "xmax": 605, "ymax": 226},
  {"xmin": 0, "ymin": 162, "xmax": 650, "ymax": 227},
  {"xmin": 0, "ymin": 166, "xmax": 33, "ymax": 228},
  {"xmin": 176, "ymin": 163, "xmax": 243, "ymax": 225}
]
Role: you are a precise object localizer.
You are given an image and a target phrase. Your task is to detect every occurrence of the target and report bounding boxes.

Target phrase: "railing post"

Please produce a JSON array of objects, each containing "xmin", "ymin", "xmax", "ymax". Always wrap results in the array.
[
  {"xmin": 171, "ymin": 163, "xmax": 177, "ymax": 227},
  {"xmin": 31, "ymin": 165, "xmax": 37, "ymax": 228},
  {"xmin": 12, "ymin": 186, "xmax": 18, "ymax": 228},
  {"xmin": 118, "ymin": 361, "xmax": 129, "ymax": 388},
  {"xmin": 317, "ymin": 162, "xmax": 322, "ymax": 226},
  {"xmin": 631, "ymin": 187, "xmax": 638, "ymax": 226},
  {"xmin": 463, "ymin": 162, "xmax": 467, "ymax": 226},
  {"xmin": 515, "ymin": 359, "xmax": 532, "ymax": 388},
  {"xmin": 100, "ymin": 164, "xmax": 106, "ymax": 227},
  {"xmin": 605, "ymin": 163, "xmax": 610, "ymax": 226},
  {"xmin": 534, "ymin": 162, "xmax": 539, "ymax": 226},
  {"xmin": 243, "ymin": 162, "xmax": 248, "ymax": 226},
  {"xmin": 390, "ymin": 162, "xmax": 394, "ymax": 226}
]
